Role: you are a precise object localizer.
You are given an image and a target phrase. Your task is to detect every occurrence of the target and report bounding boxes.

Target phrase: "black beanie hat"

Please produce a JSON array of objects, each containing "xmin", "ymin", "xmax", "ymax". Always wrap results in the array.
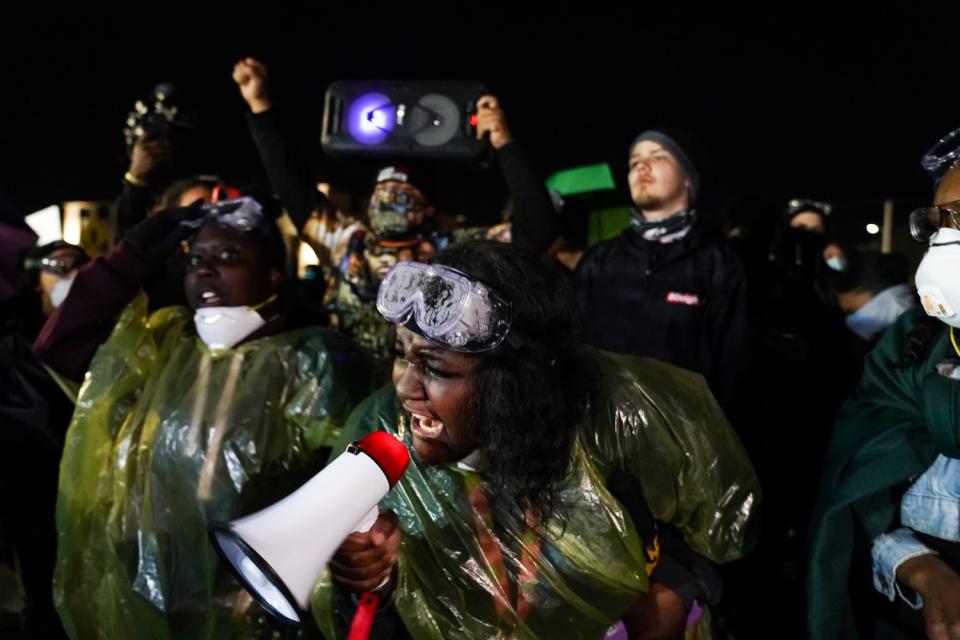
[{"xmin": 629, "ymin": 128, "xmax": 702, "ymax": 202}]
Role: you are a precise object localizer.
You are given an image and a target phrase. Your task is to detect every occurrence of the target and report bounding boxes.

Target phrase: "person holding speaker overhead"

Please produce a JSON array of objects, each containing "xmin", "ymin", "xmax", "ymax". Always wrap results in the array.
[
  {"xmin": 357, "ymin": 95, "xmax": 561, "ymax": 260},
  {"xmin": 232, "ymin": 59, "xmax": 562, "ymax": 364},
  {"xmin": 34, "ymin": 193, "xmax": 377, "ymax": 639},
  {"xmin": 312, "ymin": 240, "xmax": 760, "ymax": 639},
  {"xmin": 232, "ymin": 58, "xmax": 559, "ymax": 255}
]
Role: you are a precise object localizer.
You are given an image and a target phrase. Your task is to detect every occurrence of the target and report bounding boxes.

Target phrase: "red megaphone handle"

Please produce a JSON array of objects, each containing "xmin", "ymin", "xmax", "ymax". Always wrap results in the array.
[{"xmin": 347, "ymin": 592, "xmax": 380, "ymax": 640}]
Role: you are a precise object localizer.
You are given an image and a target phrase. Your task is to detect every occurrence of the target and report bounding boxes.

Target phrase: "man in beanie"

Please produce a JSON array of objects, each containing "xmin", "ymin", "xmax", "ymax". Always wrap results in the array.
[{"xmin": 577, "ymin": 129, "xmax": 748, "ymax": 406}]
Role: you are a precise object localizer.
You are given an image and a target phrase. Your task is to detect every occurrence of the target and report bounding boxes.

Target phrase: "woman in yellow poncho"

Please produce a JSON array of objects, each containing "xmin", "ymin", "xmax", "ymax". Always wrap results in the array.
[{"xmin": 35, "ymin": 195, "xmax": 377, "ymax": 639}]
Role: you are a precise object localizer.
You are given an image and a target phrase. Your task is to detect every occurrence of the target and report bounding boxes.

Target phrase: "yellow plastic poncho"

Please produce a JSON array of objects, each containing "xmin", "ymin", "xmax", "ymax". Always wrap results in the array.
[
  {"xmin": 53, "ymin": 294, "xmax": 377, "ymax": 639},
  {"xmin": 312, "ymin": 348, "xmax": 760, "ymax": 639}
]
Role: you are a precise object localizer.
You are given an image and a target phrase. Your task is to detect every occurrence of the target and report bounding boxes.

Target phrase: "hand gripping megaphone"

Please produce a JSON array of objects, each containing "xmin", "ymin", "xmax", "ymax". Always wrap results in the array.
[{"xmin": 209, "ymin": 431, "xmax": 409, "ymax": 626}]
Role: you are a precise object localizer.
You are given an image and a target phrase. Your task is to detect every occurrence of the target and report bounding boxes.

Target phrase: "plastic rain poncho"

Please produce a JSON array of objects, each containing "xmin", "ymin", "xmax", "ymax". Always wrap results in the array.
[
  {"xmin": 53, "ymin": 294, "xmax": 377, "ymax": 639},
  {"xmin": 312, "ymin": 348, "xmax": 760, "ymax": 640}
]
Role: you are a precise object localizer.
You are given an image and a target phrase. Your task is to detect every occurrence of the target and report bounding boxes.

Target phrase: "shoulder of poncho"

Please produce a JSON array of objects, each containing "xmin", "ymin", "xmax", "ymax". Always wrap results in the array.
[
  {"xmin": 573, "ymin": 347, "xmax": 722, "ymax": 465},
  {"xmin": 146, "ymin": 304, "xmax": 192, "ymax": 325},
  {"xmin": 579, "ymin": 346, "xmax": 711, "ymax": 412},
  {"xmin": 114, "ymin": 302, "xmax": 191, "ymax": 343}
]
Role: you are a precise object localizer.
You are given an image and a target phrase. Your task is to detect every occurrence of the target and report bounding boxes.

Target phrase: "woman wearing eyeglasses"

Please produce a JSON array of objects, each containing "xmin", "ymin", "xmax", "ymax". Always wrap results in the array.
[
  {"xmin": 310, "ymin": 240, "xmax": 760, "ymax": 640},
  {"xmin": 809, "ymin": 158, "xmax": 960, "ymax": 640}
]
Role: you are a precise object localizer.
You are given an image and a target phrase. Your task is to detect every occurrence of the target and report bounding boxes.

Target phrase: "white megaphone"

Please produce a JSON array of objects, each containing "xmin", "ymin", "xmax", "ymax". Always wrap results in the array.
[{"xmin": 209, "ymin": 431, "xmax": 410, "ymax": 625}]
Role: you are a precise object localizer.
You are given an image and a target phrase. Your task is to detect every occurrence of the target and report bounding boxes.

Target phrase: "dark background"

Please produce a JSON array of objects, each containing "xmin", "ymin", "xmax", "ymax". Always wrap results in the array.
[{"xmin": 1, "ymin": 6, "xmax": 955, "ymax": 252}]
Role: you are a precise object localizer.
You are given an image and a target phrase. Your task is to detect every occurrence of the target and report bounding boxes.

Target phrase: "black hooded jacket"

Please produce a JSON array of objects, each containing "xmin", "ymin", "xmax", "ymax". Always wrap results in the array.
[{"xmin": 577, "ymin": 219, "xmax": 748, "ymax": 406}]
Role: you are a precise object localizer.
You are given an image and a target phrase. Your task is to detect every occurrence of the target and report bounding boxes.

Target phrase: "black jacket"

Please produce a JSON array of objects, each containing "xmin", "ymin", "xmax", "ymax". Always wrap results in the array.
[
  {"xmin": 247, "ymin": 108, "xmax": 327, "ymax": 230},
  {"xmin": 577, "ymin": 220, "xmax": 748, "ymax": 405}
]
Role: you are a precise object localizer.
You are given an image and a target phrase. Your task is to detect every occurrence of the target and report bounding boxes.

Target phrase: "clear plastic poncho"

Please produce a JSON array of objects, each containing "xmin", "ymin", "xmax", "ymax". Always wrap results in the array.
[
  {"xmin": 312, "ymin": 348, "xmax": 760, "ymax": 639},
  {"xmin": 53, "ymin": 294, "xmax": 377, "ymax": 639}
]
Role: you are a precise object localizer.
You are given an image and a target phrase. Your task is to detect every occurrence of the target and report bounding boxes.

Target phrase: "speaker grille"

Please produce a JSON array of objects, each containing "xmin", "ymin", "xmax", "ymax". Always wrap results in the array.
[{"xmin": 322, "ymin": 81, "xmax": 488, "ymax": 159}]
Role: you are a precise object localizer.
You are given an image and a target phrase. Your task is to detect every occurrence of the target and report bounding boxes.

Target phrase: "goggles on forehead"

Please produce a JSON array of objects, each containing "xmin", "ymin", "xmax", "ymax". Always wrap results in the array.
[
  {"xmin": 376, "ymin": 261, "xmax": 512, "ymax": 353},
  {"xmin": 181, "ymin": 197, "xmax": 267, "ymax": 234},
  {"xmin": 921, "ymin": 126, "xmax": 960, "ymax": 180},
  {"xmin": 909, "ymin": 199, "xmax": 960, "ymax": 243},
  {"xmin": 787, "ymin": 198, "xmax": 831, "ymax": 218}
]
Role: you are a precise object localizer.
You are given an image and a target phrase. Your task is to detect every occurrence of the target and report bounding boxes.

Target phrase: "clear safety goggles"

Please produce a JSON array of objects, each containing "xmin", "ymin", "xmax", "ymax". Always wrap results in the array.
[
  {"xmin": 376, "ymin": 261, "xmax": 512, "ymax": 353},
  {"xmin": 921, "ymin": 126, "xmax": 960, "ymax": 180},
  {"xmin": 181, "ymin": 197, "xmax": 267, "ymax": 234}
]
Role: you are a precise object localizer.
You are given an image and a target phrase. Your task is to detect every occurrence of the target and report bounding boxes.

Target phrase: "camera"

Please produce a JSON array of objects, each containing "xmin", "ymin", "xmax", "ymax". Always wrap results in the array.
[{"xmin": 123, "ymin": 82, "xmax": 189, "ymax": 153}]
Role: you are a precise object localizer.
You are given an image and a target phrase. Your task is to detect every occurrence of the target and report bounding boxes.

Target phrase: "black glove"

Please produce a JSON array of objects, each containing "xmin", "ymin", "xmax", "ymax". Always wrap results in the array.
[{"xmin": 123, "ymin": 204, "xmax": 204, "ymax": 268}]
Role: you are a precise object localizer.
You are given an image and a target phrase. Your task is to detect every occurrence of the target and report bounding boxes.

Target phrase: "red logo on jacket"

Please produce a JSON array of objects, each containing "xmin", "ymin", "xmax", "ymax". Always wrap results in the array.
[{"xmin": 665, "ymin": 291, "xmax": 701, "ymax": 306}]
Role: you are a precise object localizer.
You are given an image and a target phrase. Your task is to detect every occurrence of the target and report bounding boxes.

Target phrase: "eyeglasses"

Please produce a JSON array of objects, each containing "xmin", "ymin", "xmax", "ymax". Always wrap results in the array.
[
  {"xmin": 24, "ymin": 251, "xmax": 86, "ymax": 275},
  {"xmin": 787, "ymin": 198, "xmax": 831, "ymax": 218},
  {"xmin": 909, "ymin": 199, "xmax": 960, "ymax": 242},
  {"xmin": 38, "ymin": 255, "xmax": 82, "ymax": 275}
]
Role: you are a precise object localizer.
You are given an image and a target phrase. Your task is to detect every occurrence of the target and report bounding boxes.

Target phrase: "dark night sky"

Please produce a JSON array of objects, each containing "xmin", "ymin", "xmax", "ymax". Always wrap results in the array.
[{"xmin": 1, "ymin": 7, "xmax": 956, "ymax": 243}]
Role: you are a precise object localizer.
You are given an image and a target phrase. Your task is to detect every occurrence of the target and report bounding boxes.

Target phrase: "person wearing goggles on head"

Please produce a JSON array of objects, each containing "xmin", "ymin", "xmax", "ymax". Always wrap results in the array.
[
  {"xmin": 116, "ymin": 173, "xmax": 243, "ymax": 311},
  {"xmin": 311, "ymin": 240, "xmax": 759, "ymax": 640},
  {"xmin": 810, "ymin": 132, "xmax": 960, "ymax": 640},
  {"xmin": 34, "ymin": 194, "xmax": 376, "ymax": 639}
]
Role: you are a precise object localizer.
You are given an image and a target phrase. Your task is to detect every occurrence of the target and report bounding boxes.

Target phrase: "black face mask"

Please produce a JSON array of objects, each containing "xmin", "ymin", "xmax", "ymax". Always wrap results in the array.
[{"xmin": 773, "ymin": 227, "xmax": 827, "ymax": 274}]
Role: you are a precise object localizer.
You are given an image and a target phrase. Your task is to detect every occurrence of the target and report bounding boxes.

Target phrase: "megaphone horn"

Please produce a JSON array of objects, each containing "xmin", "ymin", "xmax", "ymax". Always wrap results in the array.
[{"xmin": 209, "ymin": 431, "xmax": 410, "ymax": 625}]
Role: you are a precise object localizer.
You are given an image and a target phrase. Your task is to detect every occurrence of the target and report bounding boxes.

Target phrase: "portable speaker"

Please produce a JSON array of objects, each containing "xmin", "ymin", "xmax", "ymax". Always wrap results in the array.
[{"xmin": 322, "ymin": 80, "xmax": 489, "ymax": 159}]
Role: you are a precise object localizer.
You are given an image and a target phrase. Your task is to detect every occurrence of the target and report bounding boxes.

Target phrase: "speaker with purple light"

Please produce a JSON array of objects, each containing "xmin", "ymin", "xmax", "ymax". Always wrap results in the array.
[{"xmin": 322, "ymin": 81, "xmax": 488, "ymax": 159}]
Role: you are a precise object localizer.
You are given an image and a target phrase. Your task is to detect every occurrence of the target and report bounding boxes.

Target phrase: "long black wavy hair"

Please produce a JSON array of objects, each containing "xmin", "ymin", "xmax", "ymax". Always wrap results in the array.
[{"xmin": 432, "ymin": 240, "xmax": 584, "ymax": 524}]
